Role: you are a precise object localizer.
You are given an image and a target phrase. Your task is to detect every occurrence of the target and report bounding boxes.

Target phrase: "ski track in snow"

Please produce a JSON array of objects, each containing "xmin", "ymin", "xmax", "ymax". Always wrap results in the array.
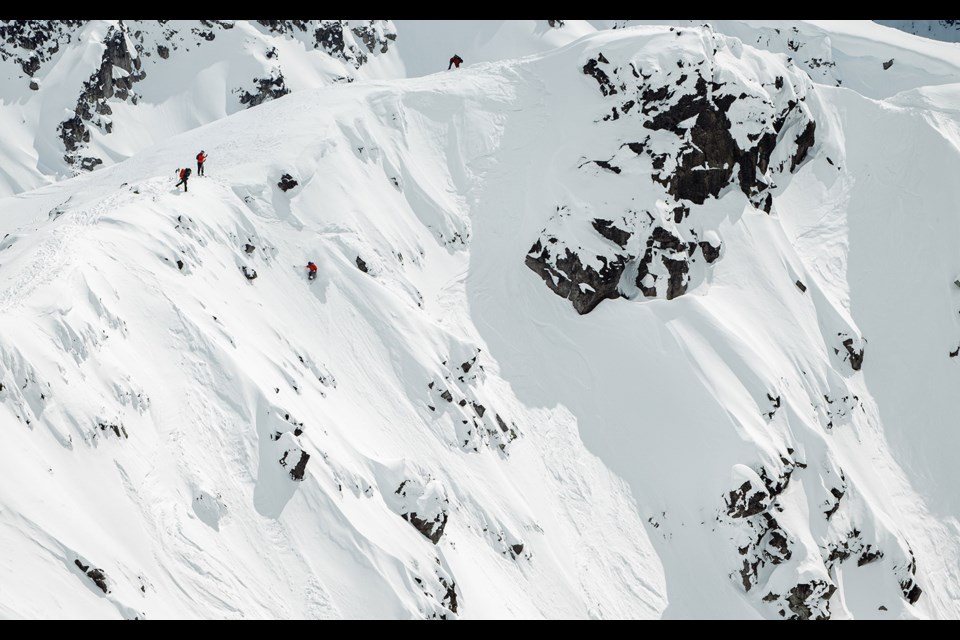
[{"xmin": 0, "ymin": 191, "xmax": 116, "ymax": 313}]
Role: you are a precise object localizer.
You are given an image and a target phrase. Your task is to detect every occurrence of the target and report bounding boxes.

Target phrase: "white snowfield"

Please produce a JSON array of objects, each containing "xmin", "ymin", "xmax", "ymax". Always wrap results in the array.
[{"xmin": 0, "ymin": 19, "xmax": 959, "ymax": 620}]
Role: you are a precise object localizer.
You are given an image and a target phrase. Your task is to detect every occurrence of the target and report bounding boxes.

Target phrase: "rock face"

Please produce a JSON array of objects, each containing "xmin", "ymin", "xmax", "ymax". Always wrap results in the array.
[
  {"xmin": 57, "ymin": 25, "xmax": 146, "ymax": 170},
  {"xmin": 277, "ymin": 174, "xmax": 298, "ymax": 192},
  {"xmin": 0, "ymin": 20, "xmax": 83, "ymax": 77},
  {"xmin": 525, "ymin": 236, "xmax": 628, "ymax": 315},
  {"xmin": 74, "ymin": 559, "xmax": 109, "ymax": 593},
  {"xmin": 526, "ymin": 26, "xmax": 818, "ymax": 314},
  {"xmin": 391, "ymin": 476, "xmax": 450, "ymax": 544},
  {"xmin": 720, "ymin": 454, "xmax": 927, "ymax": 619}
]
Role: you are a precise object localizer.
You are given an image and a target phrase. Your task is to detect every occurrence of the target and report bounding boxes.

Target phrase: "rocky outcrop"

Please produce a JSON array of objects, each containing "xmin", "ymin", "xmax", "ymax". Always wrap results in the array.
[
  {"xmin": 74, "ymin": 559, "xmax": 109, "ymax": 593},
  {"xmin": 426, "ymin": 350, "xmax": 520, "ymax": 454},
  {"xmin": 0, "ymin": 20, "xmax": 83, "ymax": 77},
  {"xmin": 277, "ymin": 174, "xmax": 298, "ymax": 192},
  {"xmin": 527, "ymin": 27, "xmax": 817, "ymax": 313},
  {"xmin": 257, "ymin": 20, "xmax": 396, "ymax": 68},
  {"xmin": 525, "ymin": 238, "xmax": 629, "ymax": 315},
  {"xmin": 238, "ymin": 71, "xmax": 289, "ymax": 107},
  {"xmin": 581, "ymin": 39, "xmax": 816, "ymax": 212},
  {"xmin": 58, "ymin": 24, "xmax": 146, "ymax": 170},
  {"xmin": 392, "ymin": 477, "xmax": 450, "ymax": 544},
  {"xmin": 279, "ymin": 447, "xmax": 309, "ymax": 481}
]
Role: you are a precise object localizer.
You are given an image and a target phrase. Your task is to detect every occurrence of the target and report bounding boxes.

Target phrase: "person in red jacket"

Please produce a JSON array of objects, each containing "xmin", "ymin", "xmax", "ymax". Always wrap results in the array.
[
  {"xmin": 196, "ymin": 150, "xmax": 207, "ymax": 176},
  {"xmin": 306, "ymin": 261, "xmax": 318, "ymax": 281},
  {"xmin": 448, "ymin": 54, "xmax": 463, "ymax": 70},
  {"xmin": 175, "ymin": 167, "xmax": 191, "ymax": 192}
]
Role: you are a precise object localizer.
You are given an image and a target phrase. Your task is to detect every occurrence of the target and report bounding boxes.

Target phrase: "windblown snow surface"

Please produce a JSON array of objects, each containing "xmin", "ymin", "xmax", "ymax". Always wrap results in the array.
[{"xmin": 1, "ymin": 20, "xmax": 960, "ymax": 620}]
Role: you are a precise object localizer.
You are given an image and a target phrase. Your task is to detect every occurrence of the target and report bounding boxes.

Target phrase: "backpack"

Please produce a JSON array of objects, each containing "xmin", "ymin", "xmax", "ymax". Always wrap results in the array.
[{"xmin": 184, "ymin": 168, "xmax": 192, "ymax": 178}]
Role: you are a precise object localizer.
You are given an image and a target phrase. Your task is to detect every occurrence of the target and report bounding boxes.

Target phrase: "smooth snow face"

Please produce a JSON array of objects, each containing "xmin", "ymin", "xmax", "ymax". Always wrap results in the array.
[{"xmin": 1, "ymin": 20, "xmax": 960, "ymax": 620}]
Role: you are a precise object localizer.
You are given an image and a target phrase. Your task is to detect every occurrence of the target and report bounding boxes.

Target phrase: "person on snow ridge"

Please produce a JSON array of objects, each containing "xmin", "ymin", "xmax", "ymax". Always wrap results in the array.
[
  {"xmin": 306, "ymin": 261, "xmax": 318, "ymax": 281},
  {"xmin": 175, "ymin": 167, "xmax": 191, "ymax": 192},
  {"xmin": 448, "ymin": 54, "xmax": 463, "ymax": 70},
  {"xmin": 196, "ymin": 150, "xmax": 207, "ymax": 176}
]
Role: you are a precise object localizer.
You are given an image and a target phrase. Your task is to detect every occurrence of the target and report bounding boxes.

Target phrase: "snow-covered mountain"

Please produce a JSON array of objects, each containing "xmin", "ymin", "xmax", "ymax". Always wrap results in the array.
[
  {"xmin": 875, "ymin": 20, "xmax": 960, "ymax": 42},
  {"xmin": 2, "ymin": 20, "xmax": 960, "ymax": 620}
]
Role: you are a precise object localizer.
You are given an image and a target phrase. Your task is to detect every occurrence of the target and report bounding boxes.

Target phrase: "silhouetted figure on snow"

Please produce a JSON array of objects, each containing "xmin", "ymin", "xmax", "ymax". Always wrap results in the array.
[{"xmin": 448, "ymin": 54, "xmax": 463, "ymax": 70}]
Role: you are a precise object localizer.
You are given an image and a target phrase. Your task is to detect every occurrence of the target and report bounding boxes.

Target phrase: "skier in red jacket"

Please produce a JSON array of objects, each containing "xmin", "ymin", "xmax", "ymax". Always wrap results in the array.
[
  {"xmin": 175, "ymin": 167, "xmax": 191, "ymax": 192},
  {"xmin": 196, "ymin": 150, "xmax": 207, "ymax": 176},
  {"xmin": 306, "ymin": 261, "xmax": 318, "ymax": 281},
  {"xmin": 448, "ymin": 54, "xmax": 463, "ymax": 70}
]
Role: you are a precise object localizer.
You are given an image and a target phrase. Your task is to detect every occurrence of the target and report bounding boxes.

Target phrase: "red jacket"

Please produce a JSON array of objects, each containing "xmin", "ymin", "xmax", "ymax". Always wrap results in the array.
[
  {"xmin": 197, "ymin": 153, "xmax": 206, "ymax": 163},
  {"xmin": 306, "ymin": 262, "xmax": 317, "ymax": 272}
]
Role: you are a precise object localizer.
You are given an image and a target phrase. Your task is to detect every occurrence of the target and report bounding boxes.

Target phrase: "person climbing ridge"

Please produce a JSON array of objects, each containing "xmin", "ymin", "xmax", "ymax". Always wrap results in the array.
[
  {"xmin": 175, "ymin": 167, "xmax": 191, "ymax": 192},
  {"xmin": 448, "ymin": 54, "xmax": 463, "ymax": 70},
  {"xmin": 306, "ymin": 261, "xmax": 318, "ymax": 281},
  {"xmin": 196, "ymin": 150, "xmax": 207, "ymax": 176}
]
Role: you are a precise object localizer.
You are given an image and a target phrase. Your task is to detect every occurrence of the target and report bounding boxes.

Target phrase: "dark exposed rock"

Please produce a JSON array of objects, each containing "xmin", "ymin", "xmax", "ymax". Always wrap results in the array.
[
  {"xmin": 510, "ymin": 543, "xmax": 524, "ymax": 557},
  {"xmin": 858, "ymin": 549, "xmax": 884, "ymax": 566},
  {"xmin": 244, "ymin": 243, "xmax": 255, "ymax": 254},
  {"xmin": 277, "ymin": 174, "xmax": 298, "ymax": 192},
  {"xmin": 698, "ymin": 239, "xmax": 721, "ymax": 263},
  {"xmin": 583, "ymin": 46, "xmax": 815, "ymax": 212},
  {"xmin": 726, "ymin": 480, "xmax": 767, "ymax": 518},
  {"xmin": 176, "ymin": 259, "xmax": 184, "ymax": 270},
  {"xmin": 905, "ymin": 583, "xmax": 922, "ymax": 604},
  {"xmin": 241, "ymin": 266, "xmax": 258, "ymax": 280},
  {"xmin": 471, "ymin": 402, "xmax": 486, "ymax": 418},
  {"xmin": 495, "ymin": 414, "xmax": 519, "ymax": 442},
  {"xmin": 288, "ymin": 450, "xmax": 309, "ymax": 481},
  {"xmin": 883, "ymin": 59, "xmax": 894, "ymax": 70},
  {"xmin": 790, "ymin": 120, "xmax": 817, "ymax": 172},
  {"xmin": 402, "ymin": 511, "xmax": 448, "ymax": 544},
  {"xmin": 356, "ymin": 256, "xmax": 368, "ymax": 273},
  {"xmin": 238, "ymin": 72, "xmax": 290, "ymax": 107},
  {"xmin": 842, "ymin": 337, "xmax": 864, "ymax": 371},
  {"xmin": 649, "ymin": 226, "xmax": 683, "ymax": 252},
  {"xmin": 279, "ymin": 448, "xmax": 309, "ymax": 480},
  {"xmin": 786, "ymin": 581, "xmax": 837, "ymax": 620},
  {"xmin": 795, "ymin": 279, "xmax": 807, "ymax": 292},
  {"xmin": 548, "ymin": 20, "xmax": 565, "ymax": 28},
  {"xmin": 582, "ymin": 53, "xmax": 617, "ymax": 96},
  {"xmin": 98, "ymin": 421, "xmax": 128, "ymax": 439},
  {"xmin": 79, "ymin": 157, "xmax": 102, "ymax": 171},
  {"xmin": 591, "ymin": 219, "xmax": 632, "ymax": 248},
  {"xmin": 440, "ymin": 390, "xmax": 453, "ymax": 402},
  {"xmin": 591, "ymin": 159, "xmax": 621, "ymax": 174},
  {"xmin": 0, "ymin": 20, "xmax": 84, "ymax": 76},
  {"xmin": 952, "ymin": 347, "xmax": 960, "ymax": 358},
  {"xmin": 525, "ymin": 240, "xmax": 628, "ymax": 315},
  {"xmin": 824, "ymin": 487, "xmax": 844, "ymax": 519},
  {"xmin": 156, "ymin": 44, "xmax": 169, "ymax": 58},
  {"xmin": 57, "ymin": 24, "xmax": 146, "ymax": 169},
  {"xmin": 662, "ymin": 256, "xmax": 690, "ymax": 300},
  {"xmin": 314, "ymin": 22, "xmax": 351, "ymax": 63},
  {"xmin": 439, "ymin": 576, "xmax": 458, "ymax": 614},
  {"xmin": 74, "ymin": 559, "xmax": 109, "ymax": 593}
]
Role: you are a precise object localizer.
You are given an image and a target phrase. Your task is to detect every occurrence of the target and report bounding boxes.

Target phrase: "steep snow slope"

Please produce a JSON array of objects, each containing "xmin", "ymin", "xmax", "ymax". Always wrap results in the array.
[
  {"xmin": 0, "ymin": 39, "xmax": 666, "ymax": 619},
  {"xmin": 2, "ymin": 22, "xmax": 960, "ymax": 620}
]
